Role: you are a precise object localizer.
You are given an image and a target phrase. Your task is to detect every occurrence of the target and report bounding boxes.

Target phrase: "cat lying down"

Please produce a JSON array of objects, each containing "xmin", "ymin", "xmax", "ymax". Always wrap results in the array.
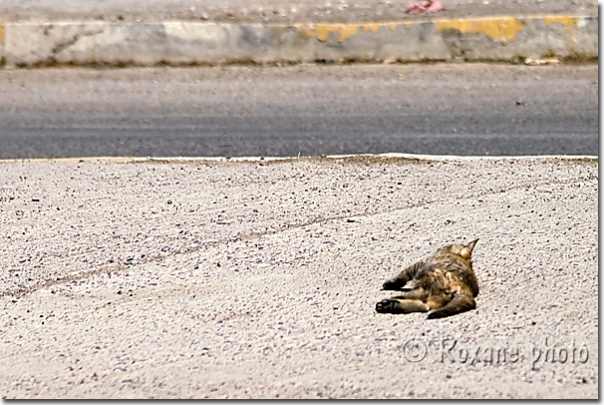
[{"xmin": 376, "ymin": 239, "xmax": 479, "ymax": 319}]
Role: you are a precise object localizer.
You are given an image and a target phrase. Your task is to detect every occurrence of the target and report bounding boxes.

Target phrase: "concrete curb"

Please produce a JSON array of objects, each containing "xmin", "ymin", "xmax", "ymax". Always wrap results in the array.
[{"xmin": 0, "ymin": 15, "xmax": 597, "ymax": 67}]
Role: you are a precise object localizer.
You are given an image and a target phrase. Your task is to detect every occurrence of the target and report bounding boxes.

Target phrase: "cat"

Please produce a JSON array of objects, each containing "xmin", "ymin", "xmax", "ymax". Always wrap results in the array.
[{"xmin": 376, "ymin": 239, "xmax": 479, "ymax": 319}]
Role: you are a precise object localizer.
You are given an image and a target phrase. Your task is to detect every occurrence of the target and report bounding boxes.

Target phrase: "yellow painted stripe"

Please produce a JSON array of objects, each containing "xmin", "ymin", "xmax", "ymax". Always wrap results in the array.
[
  {"xmin": 542, "ymin": 16, "xmax": 579, "ymax": 34},
  {"xmin": 297, "ymin": 15, "xmax": 586, "ymax": 43},
  {"xmin": 0, "ymin": 24, "xmax": 4, "ymax": 45},
  {"xmin": 302, "ymin": 24, "xmax": 358, "ymax": 42},
  {"xmin": 435, "ymin": 17, "xmax": 525, "ymax": 41},
  {"xmin": 543, "ymin": 16, "xmax": 580, "ymax": 27},
  {"xmin": 299, "ymin": 22, "xmax": 400, "ymax": 43}
]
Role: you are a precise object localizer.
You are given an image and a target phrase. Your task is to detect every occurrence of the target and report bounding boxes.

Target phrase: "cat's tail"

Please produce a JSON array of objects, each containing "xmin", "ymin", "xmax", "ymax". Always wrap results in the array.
[{"xmin": 427, "ymin": 291, "xmax": 476, "ymax": 319}]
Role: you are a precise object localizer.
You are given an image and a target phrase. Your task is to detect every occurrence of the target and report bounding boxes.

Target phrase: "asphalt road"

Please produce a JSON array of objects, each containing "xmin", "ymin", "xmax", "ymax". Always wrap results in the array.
[{"xmin": 0, "ymin": 63, "xmax": 597, "ymax": 159}]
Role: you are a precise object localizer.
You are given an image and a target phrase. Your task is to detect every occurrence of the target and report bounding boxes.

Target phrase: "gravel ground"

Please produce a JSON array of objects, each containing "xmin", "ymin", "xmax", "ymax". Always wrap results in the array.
[{"xmin": 0, "ymin": 155, "xmax": 598, "ymax": 398}]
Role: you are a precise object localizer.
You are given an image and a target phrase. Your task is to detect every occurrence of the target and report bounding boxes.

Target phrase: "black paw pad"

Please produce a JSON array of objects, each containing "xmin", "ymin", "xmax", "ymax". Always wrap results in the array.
[{"xmin": 376, "ymin": 299, "xmax": 395, "ymax": 313}]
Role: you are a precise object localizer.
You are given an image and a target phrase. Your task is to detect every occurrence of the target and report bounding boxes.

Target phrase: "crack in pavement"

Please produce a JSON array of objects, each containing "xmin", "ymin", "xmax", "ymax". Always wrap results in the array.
[
  {"xmin": 3, "ymin": 173, "xmax": 594, "ymax": 299},
  {"xmin": 50, "ymin": 27, "xmax": 105, "ymax": 56}
]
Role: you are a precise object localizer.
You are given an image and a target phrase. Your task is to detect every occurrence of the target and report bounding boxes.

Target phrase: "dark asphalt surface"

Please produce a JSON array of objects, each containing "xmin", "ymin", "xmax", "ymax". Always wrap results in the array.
[{"xmin": 0, "ymin": 63, "xmax": 597, "ymax": 158}]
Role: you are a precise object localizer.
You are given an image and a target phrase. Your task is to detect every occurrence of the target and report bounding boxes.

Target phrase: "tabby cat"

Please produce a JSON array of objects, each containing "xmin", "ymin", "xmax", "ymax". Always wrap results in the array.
[{"xmin": 376, "ymin": 239, "xmax": 479, "ymax": 319}]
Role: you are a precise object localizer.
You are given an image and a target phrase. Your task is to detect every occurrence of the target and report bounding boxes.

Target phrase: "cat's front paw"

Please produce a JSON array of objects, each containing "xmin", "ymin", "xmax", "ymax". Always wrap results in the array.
[{"xmin": 376, "ymin": 299, "xmax": 396, "ymax": 313}]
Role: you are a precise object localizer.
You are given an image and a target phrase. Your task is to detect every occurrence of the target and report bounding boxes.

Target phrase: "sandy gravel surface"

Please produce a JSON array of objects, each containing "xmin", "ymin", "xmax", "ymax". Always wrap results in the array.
[{"xmin": 0, "ymin": 155, "xmax": 597, "ymax": 398}]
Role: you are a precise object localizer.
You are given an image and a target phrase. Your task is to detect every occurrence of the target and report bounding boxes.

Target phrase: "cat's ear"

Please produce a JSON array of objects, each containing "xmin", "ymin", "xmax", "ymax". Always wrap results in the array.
[
  {"xmin": 460, "ymin": 239, "xmax": 478, "ymax": 259},
  {"xmin": 466, "ymin": 239, "xmax": 479, "ymax": 252}
]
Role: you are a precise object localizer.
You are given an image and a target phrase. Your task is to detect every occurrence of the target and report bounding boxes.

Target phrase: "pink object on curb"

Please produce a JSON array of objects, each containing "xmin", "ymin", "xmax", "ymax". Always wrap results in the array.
[{"xmin": 407, "ymin": 0, "xmax": 449, "ymax": 14}]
